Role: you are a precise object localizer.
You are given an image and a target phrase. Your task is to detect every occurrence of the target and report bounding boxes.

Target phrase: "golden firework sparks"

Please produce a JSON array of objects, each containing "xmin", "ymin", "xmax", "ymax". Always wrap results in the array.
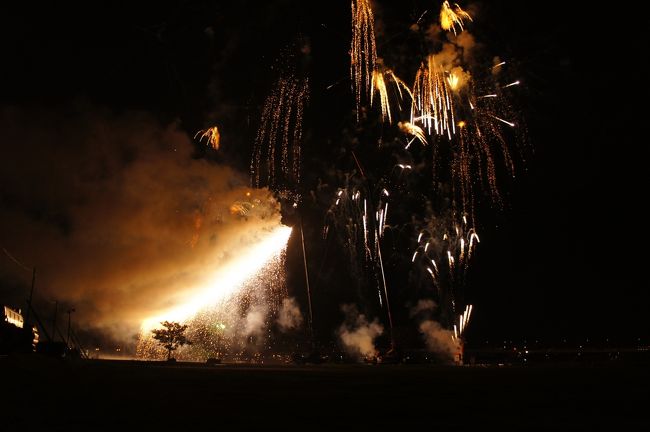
[
  {"xmin": 371, "ymin": 67, "xmax": 416, "ymax": 124},
  {"xmin": 398, "ymin": 121, "xmax": 427, "ymax": 148},
  {"xmin": 251, "ymin": 73, "xmax": 309, "ymax": 194},
  {"xmin": 194, "ymin": 126, "xmax": 220, "ymax": 150},
  {"xmin": 440, "ymin": 1, "xmax": 472, "ymax": 35},
  {"xmin": 447, "ymin": 72, "xmax": 460, "ymax": 90},
  {"xmin": 351, "ymin": 0, "xmax": 377, "ymax": 119},
  {"xmin": 411, "ymin": 55, "xmax": 456, "ymax": 138},
  {"xmin": 371, "ymin": 69, "xmax": 392, "ymax": 123}
]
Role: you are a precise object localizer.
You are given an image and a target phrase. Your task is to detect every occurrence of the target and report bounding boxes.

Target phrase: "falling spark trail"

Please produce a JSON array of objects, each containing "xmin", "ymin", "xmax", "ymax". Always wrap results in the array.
[
  {"xmin": 371, "ymin": 70, "xmax": 392, "ymax": 123},
  {"xmin": 411, "ymin": 55, "xmax": 455, "ymax": 137},
  {"xmin": 399, "ymin": 121, "xmax": 427, "ymax": 147},
  {"xmin": 416, "ymin": 10, "xmax": 428, "ymax": 25},
  {"xmin": 375, "ymin": 229, "xmax": 393, "ymax": 347},
  {"xmin": 351, "ymin": 0, "xmax": 377, "ymax": 119},
  {"xmin": 489, "ymin": 114, "xmax": 516, "ymax": 127},
  {"xmin": 351, "ymin": 151, "xmax": 367, "ymax": 180},
  {"xmin": 252, "ymin": 72, "xmax": 309, "ymax": 196}
]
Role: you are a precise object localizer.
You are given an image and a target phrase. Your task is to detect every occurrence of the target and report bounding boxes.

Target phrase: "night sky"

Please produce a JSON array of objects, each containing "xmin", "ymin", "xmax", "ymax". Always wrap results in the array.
[{"xmin": 0, "ymin": 1, "xmax": 644, "ymax": 351}]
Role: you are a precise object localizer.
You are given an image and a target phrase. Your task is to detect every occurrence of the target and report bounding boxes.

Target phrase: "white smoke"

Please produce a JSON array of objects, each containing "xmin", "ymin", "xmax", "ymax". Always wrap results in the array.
[
  {"xmin": 243, "ymin": 304, "xmax": 268, "ymax": 338},
  {"xmin": 338, "ymin": 304, "xmax": 383, "ymax": 359},
  {"xmin": 277, "ymin": 297, "xmax": 303, "ymax": 332},
  {"xmin": 411, "ymin": 299, "xmax": 459, "ymax": 364}
]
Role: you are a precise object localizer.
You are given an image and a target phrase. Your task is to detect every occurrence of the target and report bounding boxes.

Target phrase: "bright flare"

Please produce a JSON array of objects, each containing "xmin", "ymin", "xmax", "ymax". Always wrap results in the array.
[{"xmin": 140, "ymin": 226, "xmax": 292, "ymax": 332}]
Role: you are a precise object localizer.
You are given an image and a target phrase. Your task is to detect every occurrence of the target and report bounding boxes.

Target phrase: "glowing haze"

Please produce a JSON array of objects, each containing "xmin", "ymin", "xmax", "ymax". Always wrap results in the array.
[{"xmin": 0, "ymin": 104, "xmax": 287, "ymax": 345}]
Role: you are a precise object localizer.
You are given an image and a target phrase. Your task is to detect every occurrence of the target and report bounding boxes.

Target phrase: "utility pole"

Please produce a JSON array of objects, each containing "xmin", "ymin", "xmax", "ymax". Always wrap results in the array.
[
  {"xmin": 300, "ymin": 219, "xmax": 314, "ymax": 350},
  {"xmin": 66, "ymin": 308, "xmax": 75, "ymax": 348}
]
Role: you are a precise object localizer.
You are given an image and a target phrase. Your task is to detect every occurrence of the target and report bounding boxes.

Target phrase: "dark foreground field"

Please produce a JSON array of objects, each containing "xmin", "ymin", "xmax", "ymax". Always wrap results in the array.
[{"xmin": 2, "ymin": 356, "xmax": 648, "ymax": 431}]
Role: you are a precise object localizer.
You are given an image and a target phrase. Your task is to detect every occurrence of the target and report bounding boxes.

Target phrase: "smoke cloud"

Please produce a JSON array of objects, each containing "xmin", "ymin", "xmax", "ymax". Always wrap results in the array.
[
  {"xmin": 277, "ymin": 297, "xmax": 303, "ymax": 332},
  {"xmin": 0, "ymin": 103, "xmax": 283, "ymax": 343},
  {"xmin": 243, "ymin": 304, "xmax": 268, "ymax": 338},
  {"xmin": 419, "ymin": 320, "xmax": 459, "ymax": 364},
  {"xmin": 337, "ymin": 304, "xmax": 383, "ymax": 359},
  {"xmin": 409, "ymin": 299, "xmax": 437, "ymax": 317}
]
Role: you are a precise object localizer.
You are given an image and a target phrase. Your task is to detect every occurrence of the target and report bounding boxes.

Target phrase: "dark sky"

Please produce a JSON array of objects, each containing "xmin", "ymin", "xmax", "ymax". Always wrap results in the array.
[{"xmin": 0, "ymin": 1, "xmax": 644, "ymax": 347}]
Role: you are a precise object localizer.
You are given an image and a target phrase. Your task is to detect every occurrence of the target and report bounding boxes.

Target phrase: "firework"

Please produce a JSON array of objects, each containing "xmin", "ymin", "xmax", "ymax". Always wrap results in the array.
[
  {"xmin": 324, "ymin": 179, "xmax": 395, "ymax": 345},
  {"xmin": 411, "ymin": 55, "xmax": 456, "ymax": 138},
  {"xmin": 371, "ymin": 69, "xmax": 391, "ymax": 123},
  {"xmin": 251, "ymin": 72, "xmax": 309, "ymax": 199},
  {"xmin": 440, "ymin": 1, "xmax": 472, "ymax": 35},
  {"xmin": 411, "ymin": 214, "xmax": 479, "ymax": 331},
  {"xmin": 398, "ymin": 121, "xmax": 427, "ymax": 148},
  {"xmin": 351, "ymin": 0, "xmax": 377, "ymax": 119},
  {"xmin": 194, "ymin": 126, "xmax": 220, "ymax": 150},
  {"xmin": 371, "ymin": 68, "xmax": 415, "ymax": 124}
]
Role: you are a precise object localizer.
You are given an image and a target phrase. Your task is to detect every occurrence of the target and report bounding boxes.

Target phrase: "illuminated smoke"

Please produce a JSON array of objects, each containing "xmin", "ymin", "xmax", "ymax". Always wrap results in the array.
[
  {"xmin": 338, "ymin": 304, "xmax": 383, "ymax": 359},
  {"xmin": 0, "ymin": 105, "xmax": 286, "ymax": 348},
  {"xmin": 243, "ymin": 304, "xmax": 268, "ymax": 338},
  {"xmin": 409, "ymin": 299, "xmax": 437, "ymax": 317},
  {"xmin": 419, "ymin": 319, "xmax": 459, "ymax": 364},
  {"xmin": 277, "ymin": 297, "xmax": 303, "ymax": 332}
]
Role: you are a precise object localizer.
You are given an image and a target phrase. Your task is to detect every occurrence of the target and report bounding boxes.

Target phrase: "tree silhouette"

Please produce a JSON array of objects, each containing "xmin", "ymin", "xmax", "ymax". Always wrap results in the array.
[{"xmin": 151, "ymin": 321, "xmax": 191, "ymax": 360}]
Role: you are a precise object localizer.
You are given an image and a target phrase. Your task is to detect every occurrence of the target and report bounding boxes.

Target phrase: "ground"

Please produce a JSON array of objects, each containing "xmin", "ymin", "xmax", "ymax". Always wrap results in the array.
[{"xmin": 2, "ymin": 356, "xmax": 648, "ymax": 430}]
